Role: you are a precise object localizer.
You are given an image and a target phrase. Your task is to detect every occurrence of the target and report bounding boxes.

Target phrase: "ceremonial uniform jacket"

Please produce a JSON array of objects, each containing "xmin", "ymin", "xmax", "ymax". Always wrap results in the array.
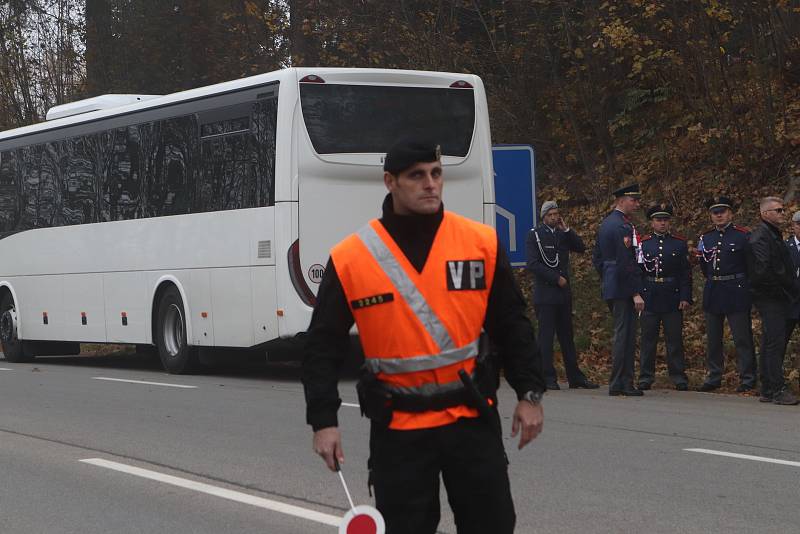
[
  {"xmin": 525, "ymin": 224, "xmax": 585, "ymax": 306},
  {"xmin": 592, "ymin": 209, "xmax": 643, "ymax": 301},
  {"xmin": 698, "ymin": 223, "xmax": 751, "ymax": 314},
  {"xmin": 786, "ymin": 235, "xmax": 800, "ymax": 319},
  {"xmin": 639, "ymin": 232, "xmax": 692, "ymax": 313}
]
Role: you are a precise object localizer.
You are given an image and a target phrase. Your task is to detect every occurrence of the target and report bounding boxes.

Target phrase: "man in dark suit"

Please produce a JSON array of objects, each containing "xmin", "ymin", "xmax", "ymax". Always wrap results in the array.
[
  {"xmin": 697, "ymin": 196, "xmax": 756, "ymax": 393},
  {"xmin": 592, "ymin": 184, "xmax": 645, "ymax": 396},
  {"xmin": 637, "ymin": 203, "xmax": 691, "ymax": 391},
  {"xmin": 748, "ymin": 197, "xmax": 799, "ymax": 405},
  {"xmin": 526, "ymin": 201, "xmax": 599, "ymax": 390},
  {"xmin": 784, "ymin": 210, "xmax": 800, "ymax": 357}
]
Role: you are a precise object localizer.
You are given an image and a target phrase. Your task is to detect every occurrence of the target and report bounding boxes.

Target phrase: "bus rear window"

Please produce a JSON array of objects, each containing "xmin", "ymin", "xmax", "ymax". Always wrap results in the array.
[{"xmin": 300, "ymin": 84, "xmax": 475, "ymax": 156}]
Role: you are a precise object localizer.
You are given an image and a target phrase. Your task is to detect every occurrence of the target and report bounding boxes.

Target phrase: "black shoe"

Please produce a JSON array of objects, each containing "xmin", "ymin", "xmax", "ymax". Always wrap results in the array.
[
  {"xmin": 637, "ymin": 382, "xmax": 652, "ymax": 391},
  {"xmin": 570, "ymin": 380, "xmax": 600, "ymax": 389},
  {"xmin": 772, "ymin": 389, "xmax": 800, "ymax": 406},
  {"xmin": 675, "ymin": 383, "xmax": 689, "ymax": 391},
  {"xmin": 546, "ymin": 382, "xmax": 561, "ymax": 391},
  {"xmin": 609, "ymin": 388, "xmax": 644, "ymax": 397},
  {"xmin": 735, "ymin": 384, "xmax": 754, "ymax": 393},
  {"xmin": 759, "ymin": 392, "xmax": 774, "ymax": 403},
  {"xmin": 698, "ymin": 383, "xmax": 719, "ymax": 392}
]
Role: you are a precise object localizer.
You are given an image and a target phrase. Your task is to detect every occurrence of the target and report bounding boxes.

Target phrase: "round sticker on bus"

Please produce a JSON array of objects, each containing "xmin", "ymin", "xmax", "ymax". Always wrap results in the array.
[{"xmin": 308, "ymin": 264, "xmax": 325, "ymax": 284}]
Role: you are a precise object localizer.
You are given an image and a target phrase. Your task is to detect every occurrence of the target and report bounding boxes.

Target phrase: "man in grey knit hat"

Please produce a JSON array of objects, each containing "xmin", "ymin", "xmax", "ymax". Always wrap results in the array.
[{"xmin": 526, "ymin": 201, "xmax": 599, "ymax": 390}]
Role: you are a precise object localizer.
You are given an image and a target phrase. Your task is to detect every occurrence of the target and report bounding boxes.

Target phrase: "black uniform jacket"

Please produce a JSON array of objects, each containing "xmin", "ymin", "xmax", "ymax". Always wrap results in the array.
[
  {"xmin": 302, "ymin": 195, "xmax": 545, "ymax": 431},
  {"xmin": 639, "ymin": 232, "xmax": 692, "ymax": 313},
  {"xmin": 525, "ymin": 224, "xmax": 585, "ymax": 306},
  {"xmin": 748, "ymin": 221, "xmax": 797, "ymax": 302},
  {"xmin": 699, "ymin": 223, "xmax": 751, "ymax": 314}
]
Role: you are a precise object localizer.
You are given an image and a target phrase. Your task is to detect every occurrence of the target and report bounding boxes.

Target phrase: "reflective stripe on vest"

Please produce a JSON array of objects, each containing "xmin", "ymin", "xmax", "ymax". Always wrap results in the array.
[
  {"xmin": 357, "ymin": 224, "xmax": 454, "ymax": 353},
  {"xmin": 363, "ymin": 339, "xmax": 478, "ymax": 375},
  {"xmin": 383, "ymin": 374, "xmax": 470, "ymax": 397}
]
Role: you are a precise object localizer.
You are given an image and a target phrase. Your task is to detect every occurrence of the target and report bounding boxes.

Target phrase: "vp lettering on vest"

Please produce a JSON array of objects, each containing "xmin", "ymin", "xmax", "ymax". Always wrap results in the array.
[{"xmin": 446, "ymin": 260, "xmax": 486, "ymax": 290}]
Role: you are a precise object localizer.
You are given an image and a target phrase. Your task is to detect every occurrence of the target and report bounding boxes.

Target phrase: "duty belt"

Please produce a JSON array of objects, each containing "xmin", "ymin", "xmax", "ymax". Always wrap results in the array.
[
  {"xmin": 711, "ymin": 273, "xmax": 746, "ymax": 281},
  {"xmin": 646, "ymin": 276, "xmax": 676, "ymax": 283}
]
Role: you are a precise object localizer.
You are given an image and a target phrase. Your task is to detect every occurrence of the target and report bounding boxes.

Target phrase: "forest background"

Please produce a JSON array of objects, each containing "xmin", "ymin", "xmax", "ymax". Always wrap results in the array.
[{"xmin": 3, "ymin": 0, "xmax": 800, "ymax": 391}]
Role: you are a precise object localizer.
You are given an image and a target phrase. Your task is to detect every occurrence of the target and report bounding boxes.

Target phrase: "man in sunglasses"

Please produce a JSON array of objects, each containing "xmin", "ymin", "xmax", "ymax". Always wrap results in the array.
[
  {"xmin": 697, "ymin": 196, "xmax": 756, "ymax": 393},
  {"xmin": 748, "ymin": 197, "xmax": 799, "ymax": 405}
]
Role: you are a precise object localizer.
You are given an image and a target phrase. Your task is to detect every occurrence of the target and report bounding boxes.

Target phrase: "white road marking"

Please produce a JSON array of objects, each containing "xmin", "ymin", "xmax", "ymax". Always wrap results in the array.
[
  {"xmin": 92, "ymin": 377, "xmax": 197, "ymax": 389},
  {"xmin": 0, "ymin": 367, "xmax": 13, "ymax": 371},
  {"xmin": 341, "ymin": 402, "xmax": 360, "ymax": 408},
  {"xmin": 684, "ymin": 448, "xmax": 800, "ymax": 468},
  {"xmin": 81, "ymin": 458, "xmax": 341, "ymax": 527}
]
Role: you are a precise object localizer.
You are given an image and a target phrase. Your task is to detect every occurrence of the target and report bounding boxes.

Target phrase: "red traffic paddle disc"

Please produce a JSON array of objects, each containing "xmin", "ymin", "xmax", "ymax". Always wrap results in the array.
[{"xmin": 339, "ymin": 505, "xmax": 385, "ymax": 534}]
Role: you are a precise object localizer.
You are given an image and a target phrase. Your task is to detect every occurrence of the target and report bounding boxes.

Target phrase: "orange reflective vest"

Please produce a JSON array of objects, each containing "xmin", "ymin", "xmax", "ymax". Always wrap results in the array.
[{"xmin": 330, "ymin": 211, "xmax": 497, "ymax": 430}]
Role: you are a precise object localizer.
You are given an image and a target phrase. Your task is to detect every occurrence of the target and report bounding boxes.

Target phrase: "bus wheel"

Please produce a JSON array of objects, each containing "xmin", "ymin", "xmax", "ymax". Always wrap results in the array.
[
  {"xmin": 155, "ymin": 286, "xmax": 199, "ymax": 374},
  {"xmin": 0, "ymin": 293, "xmax": 31, "ymax": 363}
]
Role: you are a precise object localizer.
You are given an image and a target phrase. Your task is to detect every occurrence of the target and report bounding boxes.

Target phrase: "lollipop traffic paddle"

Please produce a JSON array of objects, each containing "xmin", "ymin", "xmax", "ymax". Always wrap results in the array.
[{"xmin": 335, "ymin": 458, "xmax": 385, "ymax": 534}]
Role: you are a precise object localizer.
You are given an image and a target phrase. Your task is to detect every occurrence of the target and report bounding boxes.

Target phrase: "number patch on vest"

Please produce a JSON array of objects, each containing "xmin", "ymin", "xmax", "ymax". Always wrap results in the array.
[
  {"xmin": 351, "ymin": 293, "xmax": 394, "ymax": 309},
  {"xmin": 446, "ymin": 260, "xmax": 486, "ymax": 290}
]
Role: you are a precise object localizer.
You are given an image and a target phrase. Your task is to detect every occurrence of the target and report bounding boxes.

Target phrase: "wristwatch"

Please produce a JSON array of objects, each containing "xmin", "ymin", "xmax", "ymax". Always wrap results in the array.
[{"xmin": 521, "ymin": 390, "xmax": 544, "ymax": 405}]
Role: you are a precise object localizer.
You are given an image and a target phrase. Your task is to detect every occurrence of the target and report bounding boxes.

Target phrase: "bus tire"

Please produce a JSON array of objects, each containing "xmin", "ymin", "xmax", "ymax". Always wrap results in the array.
[
  {"xmin": 0, "ymin": 293, "xmax": 32, "ymax": 363},
  {"xmin": 155, "ymin": 286, "xmax": 199, "ymax": 374}
]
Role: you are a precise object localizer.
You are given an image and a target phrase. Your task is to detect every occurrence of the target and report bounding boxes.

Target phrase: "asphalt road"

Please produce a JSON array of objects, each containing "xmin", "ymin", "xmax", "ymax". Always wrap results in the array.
[{"xmin": 1, "ymin": 352, "xmax": 799, "ymax": 534}]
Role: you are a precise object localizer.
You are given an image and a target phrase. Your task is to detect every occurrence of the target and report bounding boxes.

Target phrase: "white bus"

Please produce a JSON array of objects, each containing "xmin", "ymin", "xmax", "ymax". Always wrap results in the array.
[{"xmin": 0, "ymin": 67, "xmax": 496, "ymax": 373}]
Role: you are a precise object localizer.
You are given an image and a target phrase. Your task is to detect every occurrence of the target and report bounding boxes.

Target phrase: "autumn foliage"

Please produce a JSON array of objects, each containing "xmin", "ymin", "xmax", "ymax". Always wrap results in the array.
[{"xmin": 3, "ymin": 1, "xmax": 800, "ymax": 389}]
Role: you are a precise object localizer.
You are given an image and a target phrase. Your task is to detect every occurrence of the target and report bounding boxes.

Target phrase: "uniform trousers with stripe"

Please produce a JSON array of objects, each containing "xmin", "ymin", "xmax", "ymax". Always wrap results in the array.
[
  {"xmin": 369, "ymin": 415, "xmax": 515, "ymax": 534},
  {"xmin": 703, "ymin": 311, "xmax": 756, "ymax": 387},
  {"xmin": 535, "ymin": 299, "xmax": 588, "ymax": 385},
  {"xmin": 638, "ymin": 310, "xmax": 688, "ymax": 386},
  {"xmin": 609, "ymin": 298, "xmax": 637, "ymax": 391}
]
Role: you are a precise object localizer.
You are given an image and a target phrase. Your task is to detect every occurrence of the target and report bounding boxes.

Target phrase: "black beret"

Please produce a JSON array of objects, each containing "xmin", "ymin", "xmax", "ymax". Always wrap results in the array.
[
  {"xmin": 647, "ymin": 203, "xmax": 674, "ymax": 219},
  {"xmin": 705, "ymin": 196, "xmax": 733, "ymax": 211},
  {"xmin": 384, "ymin": 138, "xmax": 442, "ymax": 175},
  {"xmin": 613, "ymin": 183, "xmax": 641, "ymax": 198}
]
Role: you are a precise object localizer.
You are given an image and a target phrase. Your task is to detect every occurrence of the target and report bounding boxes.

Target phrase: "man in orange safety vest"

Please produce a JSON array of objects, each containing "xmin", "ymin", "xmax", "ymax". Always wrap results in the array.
[{"xmin": 302, "ymin": 138, "xmax": 545, "ymax": 534}]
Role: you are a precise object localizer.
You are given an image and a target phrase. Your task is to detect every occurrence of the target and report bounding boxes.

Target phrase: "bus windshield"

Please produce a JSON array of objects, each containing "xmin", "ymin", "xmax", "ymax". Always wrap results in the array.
[{"xmin": 300, "ymin": 84, "xmax": 475, "ymax": 156}]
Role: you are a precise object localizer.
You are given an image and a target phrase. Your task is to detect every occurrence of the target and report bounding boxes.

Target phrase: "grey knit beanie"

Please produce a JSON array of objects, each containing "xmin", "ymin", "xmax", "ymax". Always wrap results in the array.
[{"xmin": 540, "ymin": 200, "xmax": 558, "ymax": 218}]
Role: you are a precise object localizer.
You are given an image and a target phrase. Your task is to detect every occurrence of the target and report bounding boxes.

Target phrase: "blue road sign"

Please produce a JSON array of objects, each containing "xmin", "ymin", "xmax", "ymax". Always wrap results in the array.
[{"xmin": 492, "ymin": 145, "xmax": 536, "ymax": 267}]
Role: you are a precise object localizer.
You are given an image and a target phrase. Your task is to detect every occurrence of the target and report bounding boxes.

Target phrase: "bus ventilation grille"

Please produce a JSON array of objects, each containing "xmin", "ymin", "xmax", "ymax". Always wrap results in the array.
[{"xmin": 257, "ymin": 240, "xmax": 272, "ymax": 259}]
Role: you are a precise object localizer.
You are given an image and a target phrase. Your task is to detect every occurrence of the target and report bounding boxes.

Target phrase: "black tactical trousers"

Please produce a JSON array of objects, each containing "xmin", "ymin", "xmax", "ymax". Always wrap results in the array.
[
  {"xmin": 638, "ymin": 310, "xmax": 688, "ymax": 386},
  {"xmin": 754, "ymin": 298, "xmax": 789, "ymax": 395},
  {"xmin": 369, "ymin": 416, "xmax": 515, "ymax": 534}
]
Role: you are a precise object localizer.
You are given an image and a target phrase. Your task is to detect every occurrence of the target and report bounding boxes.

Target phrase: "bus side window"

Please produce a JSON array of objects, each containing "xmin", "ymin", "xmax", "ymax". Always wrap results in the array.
[
  {"xmin": 64, "ymin": 136, "xmax": 98, "ymax": 225},
  {"xmin": 160, "ymin": 115, "xmax": 197, "ymax": 217},
  {"xmin": 35, "ymin": 142, "xmax": 60, "ymax": 228},
  {"xmin": 0, "ymin": 151, "xmax": 18, "ymax": 232},
  {"xmin": 199, "ymin": 112, "xmax": 249, "ymax": 213},
  {"xmin": 15, "ymin": 146, "xmax": 40, "ymax": 230},
  {"xmin": 251, "ymin": 97, "xmax": 278, "ymax": 208}
]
